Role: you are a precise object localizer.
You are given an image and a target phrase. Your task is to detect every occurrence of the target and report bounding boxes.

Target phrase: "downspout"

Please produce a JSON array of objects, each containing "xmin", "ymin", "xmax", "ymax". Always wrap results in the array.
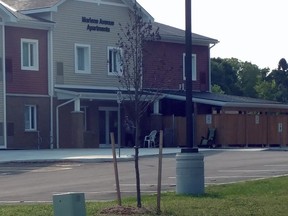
[
  {"xmin": 1, "ymin": 21, "xmax": 7, "ymax": 148},
  {"xmin": 56, "ymin": 97, "xmax": 79, "ymax": 149},
  {"xmin": 48, "ymin": 22, "xmax": 54, "ymax": 149},
  {"xmin": 208, "ymin": 43, "xmax": 217, "ymax": 92}
]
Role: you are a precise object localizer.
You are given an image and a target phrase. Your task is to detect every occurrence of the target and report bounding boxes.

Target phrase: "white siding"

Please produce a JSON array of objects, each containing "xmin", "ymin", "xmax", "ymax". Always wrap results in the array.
[{"xmin": 53, "ymin": 0, "xmax": 131, "ymax": 87}]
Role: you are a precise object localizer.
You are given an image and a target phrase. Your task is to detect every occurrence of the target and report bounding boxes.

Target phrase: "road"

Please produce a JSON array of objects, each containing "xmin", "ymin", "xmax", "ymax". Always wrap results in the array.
[{"xmin": 0, "ymin": 150, "xmax": 288, "ymax": 203}]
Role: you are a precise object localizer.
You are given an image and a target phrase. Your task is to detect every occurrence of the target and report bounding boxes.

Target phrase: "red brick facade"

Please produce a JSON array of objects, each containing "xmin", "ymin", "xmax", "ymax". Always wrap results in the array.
[
  {"xmin": 143, "ymin": 41, "xmax": 210, "ymax": 92},
  {"xmin": 4, "ymin": 26, "xmax": 50, "ymax": 149},
  {"xmin": 5, "ymin": 26, "xmax": 49, "ymax": 95}
]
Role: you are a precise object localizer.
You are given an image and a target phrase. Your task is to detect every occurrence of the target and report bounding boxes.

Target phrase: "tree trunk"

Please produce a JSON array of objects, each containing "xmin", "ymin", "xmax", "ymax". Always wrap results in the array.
[
  {"xmin": 134, "ymin": 145, "xmax": 141, "ymax": 208},
  {"xmin": 134, "ymin": 119, "xmax": 141, "ymax": 208}
]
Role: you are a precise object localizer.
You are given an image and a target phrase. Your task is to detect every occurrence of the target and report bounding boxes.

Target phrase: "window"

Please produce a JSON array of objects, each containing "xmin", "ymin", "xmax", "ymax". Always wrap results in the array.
[
  {"xmin": 21, "ymin": 39, "xmax": 39, "ymax": 71},
  {"xmin": 183, "ymin": 53, "xmax": 197, "ymax": 81},
  {"xmin": 75, "ymin": 44, "xmax": 91, "ymax": 73},
  {"xmin": 24, "ymin": 105, "xmax": 37, "ymax": 131},
  {"xmin": 108, "ymin": 47, "xmax": 122, "ymax": 75}
]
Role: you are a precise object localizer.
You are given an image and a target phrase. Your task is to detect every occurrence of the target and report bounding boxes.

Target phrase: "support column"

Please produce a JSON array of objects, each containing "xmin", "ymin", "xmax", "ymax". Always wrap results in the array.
[
  {"xmin": 153, "ymin": 100, "xmax": 160, "ymax": 114},
  {"xmin": 71, "ymin": 111, "xmax": 84, "ymax": 148},
  {"xmin": 151, "ymin": 100, "xmax": 162, "ymax": 130}
]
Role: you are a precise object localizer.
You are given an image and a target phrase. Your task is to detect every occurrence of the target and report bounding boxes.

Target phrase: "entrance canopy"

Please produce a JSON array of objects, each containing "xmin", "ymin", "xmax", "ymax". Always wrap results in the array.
[{"xmin": 55, "ymin": 86, "xmax": 162, "ymax": 102}]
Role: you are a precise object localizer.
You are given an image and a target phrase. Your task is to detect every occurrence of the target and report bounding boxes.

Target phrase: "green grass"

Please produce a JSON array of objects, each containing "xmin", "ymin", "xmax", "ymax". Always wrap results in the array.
[{"xmin": 1, "ymin": 176, "xmax": 288, "ymax": 215}]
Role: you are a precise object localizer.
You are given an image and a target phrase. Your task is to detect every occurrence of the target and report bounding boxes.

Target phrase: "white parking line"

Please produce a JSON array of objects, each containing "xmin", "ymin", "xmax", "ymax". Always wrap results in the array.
[
  {"xmin": 0, "ymin": 201, "xmax": 52, "ymax": 204},
  {"xmin": 218, "ymin": 170, "xmax": 288, "ymax": 172},
  {"xmin": 264, "ymin": 164, "xmax": 288, "ymax": 167},
  {"xmin": 120, "ymin": 183, "xmax": 172, "ymax": 186},
  {"xmin": 29, "ymin": 167, "xmax": 72, "ymax": 173},
  {"xmin": 206, "ymin": 176, "xmax": 266, "ymax": 179}
]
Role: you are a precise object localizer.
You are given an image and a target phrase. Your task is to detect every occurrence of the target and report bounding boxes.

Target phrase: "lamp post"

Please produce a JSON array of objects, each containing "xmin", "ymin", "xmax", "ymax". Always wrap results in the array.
[
  {"xmin": 117, "ymin": 91, "xmax": 123, "ymax": 158},
  {"xmin": 184, "ymin": 0, "xmax": 197, "ymax": 153},
  {"xmin": 176, "ymin": 0, "xmax": 204, "ymax": 195}
]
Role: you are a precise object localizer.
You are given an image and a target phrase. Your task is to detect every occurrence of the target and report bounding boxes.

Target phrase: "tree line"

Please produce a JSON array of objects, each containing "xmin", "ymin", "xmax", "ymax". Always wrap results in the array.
[{"xmin": 211, "ymin": 57, "xmax": 288, "ymax": 103}]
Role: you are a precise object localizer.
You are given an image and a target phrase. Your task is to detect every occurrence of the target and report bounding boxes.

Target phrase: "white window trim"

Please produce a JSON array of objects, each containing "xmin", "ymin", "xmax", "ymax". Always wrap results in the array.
[
  {"xmin": 75, "ymin": 43, "xmax": 91, "ymax": 74},
  {"xmin": 183, "ymin": 53, "xmax": 197, "ymax": 81},
  {"xmin": 21, "ymin": 38, "xmax": 39, "ymax": 71},
  {"xmin": 24, "ymin": 105, "xmax": 37, "ymax": 131},
  {"xmin": 107, "ymin": 46, "xmax": 122, "ymax": 76}
]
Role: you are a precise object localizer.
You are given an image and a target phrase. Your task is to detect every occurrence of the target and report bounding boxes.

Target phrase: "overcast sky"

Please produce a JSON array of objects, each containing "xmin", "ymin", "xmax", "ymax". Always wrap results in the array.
[{"xmin": 137, "ymin": 0, "xmax": 288, "ymax": 70}]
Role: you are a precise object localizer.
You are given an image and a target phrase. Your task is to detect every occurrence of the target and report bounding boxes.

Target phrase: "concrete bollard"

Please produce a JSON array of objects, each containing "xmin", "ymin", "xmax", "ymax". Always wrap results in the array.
[
  {"xmin": 176, "ymin": 152, "xmax": 204, "ymax": 195},
  {"xmin": 53, "ymin": 192, "xmax": 86, "ymax": 216}
]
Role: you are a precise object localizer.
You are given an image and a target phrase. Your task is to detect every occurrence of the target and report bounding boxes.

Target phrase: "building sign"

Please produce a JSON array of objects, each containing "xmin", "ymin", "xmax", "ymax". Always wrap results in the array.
[
  {"xmin": 82, "ymin": 16, "xmax": 115, "ymax": 32},
  {"xmin": 205, "ymin": 114, "xmax": 212, "ymax": 125}
]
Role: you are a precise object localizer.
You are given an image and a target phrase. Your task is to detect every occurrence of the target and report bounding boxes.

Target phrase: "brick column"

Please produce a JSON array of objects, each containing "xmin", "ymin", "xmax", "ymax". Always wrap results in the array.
[{"xmin": 71, "ymin": 111, "xmax": 84, "ymax": 148}]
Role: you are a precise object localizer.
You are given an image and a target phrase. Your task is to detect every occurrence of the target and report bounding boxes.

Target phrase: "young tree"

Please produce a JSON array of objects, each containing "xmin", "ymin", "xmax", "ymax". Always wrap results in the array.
[{"xmin": 116, "ymin": 1, "xmax": 160, "ymax": 208}]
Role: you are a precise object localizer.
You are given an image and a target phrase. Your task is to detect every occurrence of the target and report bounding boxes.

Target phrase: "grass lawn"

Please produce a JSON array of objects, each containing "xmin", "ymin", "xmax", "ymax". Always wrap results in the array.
[{"xmin": 1, "ymin": 176, "xmax": 288, "ymax": 216}]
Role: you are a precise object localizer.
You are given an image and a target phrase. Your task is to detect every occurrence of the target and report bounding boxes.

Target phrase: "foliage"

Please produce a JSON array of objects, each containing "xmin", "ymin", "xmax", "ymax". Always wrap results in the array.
[
  {"xmin": 211, "ymin": 57, "xmax": 242, "ymax": 96},
  {"xmin": 211, "ymin": 57, "xmax": 288, "ymax": 102},
  {"xmin": 211, "ymin": 84, "xmax": 225, "ymax": 94},
  {"xmin": 278, "ymin": 58, "xmax": 288, "ymax": 71},
  {"xmin": 263, "ymin": 68, "xmax": 288, "ymax": 102}
]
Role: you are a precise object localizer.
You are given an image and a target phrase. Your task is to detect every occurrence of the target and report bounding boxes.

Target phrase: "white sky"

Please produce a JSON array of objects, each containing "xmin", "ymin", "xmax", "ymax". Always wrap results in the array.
[{"xmin": 137, "ymin": 0, "xmax": 288, "ymax": 70}]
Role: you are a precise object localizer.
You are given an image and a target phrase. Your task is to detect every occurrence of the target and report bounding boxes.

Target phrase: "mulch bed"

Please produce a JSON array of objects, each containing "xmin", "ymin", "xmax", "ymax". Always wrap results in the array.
[{"xmin": 100, "ymin": 205, "xmax": 153, "ymax": 215}]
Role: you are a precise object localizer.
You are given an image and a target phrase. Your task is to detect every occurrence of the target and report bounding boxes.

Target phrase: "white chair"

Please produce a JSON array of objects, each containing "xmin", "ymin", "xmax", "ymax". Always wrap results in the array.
[{"xmin": 143, "ymin": 130, "xmax": 157, "ymax": 148}]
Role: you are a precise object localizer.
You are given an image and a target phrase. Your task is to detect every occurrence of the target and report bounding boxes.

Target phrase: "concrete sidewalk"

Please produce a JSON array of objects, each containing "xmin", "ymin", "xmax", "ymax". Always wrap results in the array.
[
  {"xmin": 0, "ymin": 147, "xmax": 280, "ymax": 164},
  {"xmin": 0, "ymin": 148, "xmax": 182, "ymax": 163}
]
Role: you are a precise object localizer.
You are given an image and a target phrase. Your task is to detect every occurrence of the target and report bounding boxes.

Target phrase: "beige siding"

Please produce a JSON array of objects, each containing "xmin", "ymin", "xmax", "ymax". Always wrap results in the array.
[
  {"xmin": 53, "ymin": 0, "xmax": 131, "ymax": 87},
  {"xmin": 35, "ymin": 12, "xmax": 52, "ymax": 21}
]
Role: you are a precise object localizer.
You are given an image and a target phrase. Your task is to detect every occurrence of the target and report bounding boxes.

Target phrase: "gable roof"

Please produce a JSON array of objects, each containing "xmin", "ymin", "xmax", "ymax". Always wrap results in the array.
[
  {"xmin": 154, "ymin": 22, "xmax": 219, "ymax": 46},
  {"xmin": 1, "ymin": 0, "xmax": 152, "ymax": 20},
  {"xmin": 0, "ymin": 0, "xmax": 54, "ymax": 28},
  {"xmin": 1, "ymin": 0, "xmax": 65, "ymax": 12},
  {"xmin": 1, "ymin": 0, "xmax": 217, "ymax": 45}
]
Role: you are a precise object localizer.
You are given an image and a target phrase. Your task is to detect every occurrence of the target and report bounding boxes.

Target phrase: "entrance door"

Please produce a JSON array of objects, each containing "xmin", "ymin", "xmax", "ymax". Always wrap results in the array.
[{"xmin": 99, "ymin": 108, "xmax": 118, "ymax": 147}]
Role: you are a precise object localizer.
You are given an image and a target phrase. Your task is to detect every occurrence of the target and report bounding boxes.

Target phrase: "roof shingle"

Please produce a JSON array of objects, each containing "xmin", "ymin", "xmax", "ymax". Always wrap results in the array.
[{"xmin": 1, "ymin": 0, "xmax": 61, "ymax": 11}]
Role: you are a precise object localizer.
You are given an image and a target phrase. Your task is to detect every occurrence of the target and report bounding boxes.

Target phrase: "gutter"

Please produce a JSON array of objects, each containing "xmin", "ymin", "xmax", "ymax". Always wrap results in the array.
[
  {"xmin": 209, "ymin": 41, "xmax": 219, "ymax": 92},
  {"xmin": 48, "ymin": 13, "xmax": 54, "ymax": 149}
]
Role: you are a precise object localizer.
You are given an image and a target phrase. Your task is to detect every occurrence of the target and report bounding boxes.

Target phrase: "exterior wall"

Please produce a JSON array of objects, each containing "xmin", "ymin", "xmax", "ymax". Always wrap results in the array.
[
  {"xmin": 4, "ymin": 26, "xmax": 49, "ymax": 149},
  {"xmin": 52, "ymin": 0, "xmax": 131, "ymax": 88},
  {"xmin": 6, "ymin": 96, "xmax": 50, "ymax": 149},
  {"xmin": 143, "ymin": 41, "xmax": 210, "ymax": 92},
  {"xmin": 5, "ymin": 26, "xmax": 49, "ymax": 94},
  {"xmin": 0, "ymin": 24, "xmax": 4, "ymax": 147}
]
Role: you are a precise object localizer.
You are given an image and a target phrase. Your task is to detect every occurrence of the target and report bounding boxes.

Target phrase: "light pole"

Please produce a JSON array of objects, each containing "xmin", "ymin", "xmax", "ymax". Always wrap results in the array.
[
  {"xmin": 176, "ymin": 0, "xmax": 204, "ymax": 195},
  {"xmin": 117, "ymin": 91, "xmax": 123, "ymax": 158},
  {"xmin": 183, "ymin": 0, "xmax": 197, "ymax": 153}
]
